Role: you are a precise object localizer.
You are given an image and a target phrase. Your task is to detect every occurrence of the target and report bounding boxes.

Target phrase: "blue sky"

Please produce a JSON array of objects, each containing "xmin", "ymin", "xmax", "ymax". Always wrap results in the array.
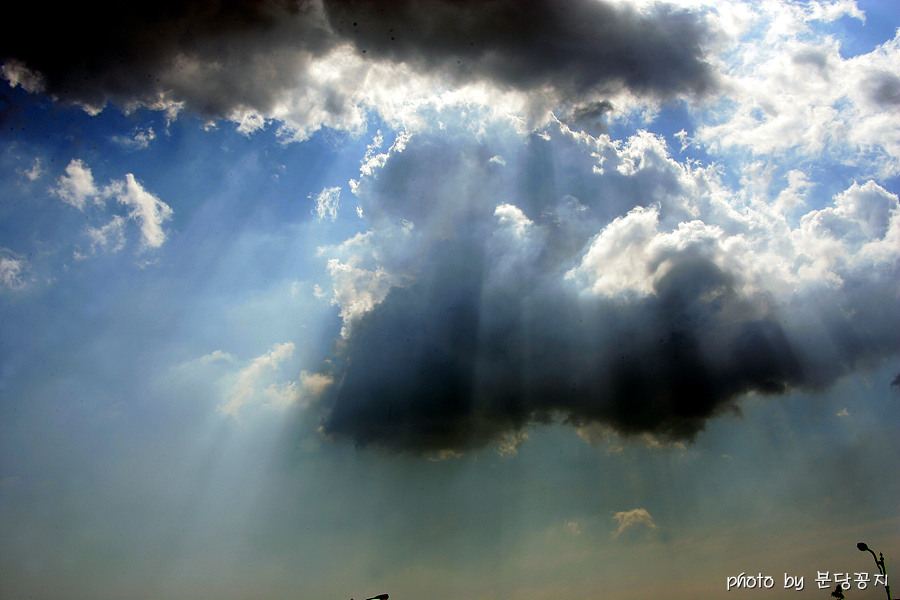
[{"xmin": 1, "ymin": 1, "xmax": 899, "ymax": 599}]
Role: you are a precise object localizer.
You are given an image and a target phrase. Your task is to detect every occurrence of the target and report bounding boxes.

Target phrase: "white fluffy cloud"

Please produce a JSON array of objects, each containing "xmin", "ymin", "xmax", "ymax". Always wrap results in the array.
[
  {"xmin": 53, "ymin": 159, "xmax": 100, "ymax": 210},
  {"xmin": 566, "ymin": 206, "xmax": 663, "ymax": 298},
  {"xmin": 696, "ymin": 2, "xmax": 900, "ymax": 176},
  {"xmin": 567, "ymin": 178, "xmax": 899, "ymax": 301},
  {"xmin": 563, "ymin": 122, "xmax": 900, "ymax": 304},
  {"xmin": 53, "ymin": 160, "xmax": 173, "ymax": 254},
  {"xmin": 325, "ymin": 252, "xmax": 398, "ymax": 338}
]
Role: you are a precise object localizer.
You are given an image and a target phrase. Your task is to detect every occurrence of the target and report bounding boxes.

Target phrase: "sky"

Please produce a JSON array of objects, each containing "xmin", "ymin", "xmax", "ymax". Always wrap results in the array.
[{"xmin": 1, "ymin": 1, "xmax": 899, "ymax": 599}]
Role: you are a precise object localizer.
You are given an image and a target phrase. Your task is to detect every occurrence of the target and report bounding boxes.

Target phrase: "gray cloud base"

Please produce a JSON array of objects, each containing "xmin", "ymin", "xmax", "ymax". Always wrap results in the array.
[{"xmin": 321, "ymin": 240, "xmax": 809, "ymax": 453}]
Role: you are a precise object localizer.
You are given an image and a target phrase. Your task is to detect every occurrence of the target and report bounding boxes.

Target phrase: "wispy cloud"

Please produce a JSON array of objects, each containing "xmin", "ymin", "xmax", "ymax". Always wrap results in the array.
[
  {"xmin": 220, "ymin": 342, "xmax": 296, "ymax": 417},
  {"xmin": 111, "ymin": 174, "xmax": 173, "ymax": 249},
  {"xmin": 0, "ymin": 249, "xmax": 30, "ymax": 291},
  {"xmin": 17, "ymin": 157, "xmax": 44, "ymax": 181},
  {"xmin": 84, "ymin": 215, "xmax": 127, "ymax": 255},
  {"xmin": 312, "ymin": 186, "xmax": 341, "ymax": 222},
  {"xmin": 220, "ymin": 343, "xmax": 332, "ymax": 417},
  {"xmin": 110, "ymin": 127, "xmax": 156, "ymax": 150}
]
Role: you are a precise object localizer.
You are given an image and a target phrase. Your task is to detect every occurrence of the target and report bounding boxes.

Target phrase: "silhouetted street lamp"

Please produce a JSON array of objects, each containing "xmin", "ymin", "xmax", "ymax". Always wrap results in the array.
[{"xmin": 857, "ymin": 542, "xmax": 892, "ymax": 600}]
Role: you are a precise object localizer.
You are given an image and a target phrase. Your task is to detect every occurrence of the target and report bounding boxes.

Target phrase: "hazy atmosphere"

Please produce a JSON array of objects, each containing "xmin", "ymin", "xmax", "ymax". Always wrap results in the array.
[{"xmin": 1, "ymin": 1, "xmax": 899, "ymax": 599}]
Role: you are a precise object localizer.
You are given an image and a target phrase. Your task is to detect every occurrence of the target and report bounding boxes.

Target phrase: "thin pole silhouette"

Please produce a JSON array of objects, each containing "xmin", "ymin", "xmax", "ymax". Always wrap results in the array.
[{"xmin": 857, "ymin": 542, "xmax": 892, "ymax": 600}]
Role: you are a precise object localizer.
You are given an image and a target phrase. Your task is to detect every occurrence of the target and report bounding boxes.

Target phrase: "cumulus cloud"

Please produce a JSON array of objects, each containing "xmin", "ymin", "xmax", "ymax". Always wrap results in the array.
[
  {"xmin": 612, "ymin": 508, "xmax": 657, "ymax": 538},
  {"xmin": 323, "ymin": 231, "xmax": 403, "ymax": 338},
  {"xmin": 696, "ymin": 5, "xmax": 900, "ymax": 176},
  {"xmin": 311, "ymin": 117, "xmax": 900, "ymax": 454},
  {"xmin": 1, "ymin": 0, "xmax": 714, "ymax": 134},
  {"xmin": 52, "ymin": 160, "xmax": 173, "ymax": 253},
  {"xmin": 53, "ymin": 159, "xmax": 100, "ymax": 210}
]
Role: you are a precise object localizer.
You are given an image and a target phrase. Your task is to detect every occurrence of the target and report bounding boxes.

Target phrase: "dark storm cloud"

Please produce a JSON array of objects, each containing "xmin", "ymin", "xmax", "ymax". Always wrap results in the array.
[
  {"xmin": 315, "ymin": 124, "xmax": 900, "ymax": 455},
  {"xmin": 1, "ymin": 0, "xmax": 713, "ymax": 118},
  {"xmin": 322, "ymin": 0, "xmax": 714, "ymax": 96},
  {"xmin": 322, "ymin": 247, "xmax": 807, "ymax": 452},
  {"xmin": 1, "ymin": 0, "xmax": 331, "ymax": 115}
]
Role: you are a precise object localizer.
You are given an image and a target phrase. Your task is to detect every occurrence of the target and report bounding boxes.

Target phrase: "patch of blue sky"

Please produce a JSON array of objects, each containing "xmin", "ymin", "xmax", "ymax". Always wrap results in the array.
[
  {"xmin": 3, "ymin": 88, "xmax": 373, "ymax": 280},
  {"xmin": 831, "ymin": 0, "xmax": 900, "ymax": 59},
  {"xmin": 644, "ymin": 100, "xmax": 718, "ymax": 166},
  {"xmin": 0, "ymin": 88, "xmax": 379, "ymax": 434}
]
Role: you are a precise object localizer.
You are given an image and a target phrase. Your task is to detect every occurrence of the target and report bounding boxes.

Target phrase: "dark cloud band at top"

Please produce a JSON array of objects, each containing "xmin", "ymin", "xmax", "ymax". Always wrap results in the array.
[
  {"xmin": 323, "ymin": 0, "xmax": 715, "ymax": 96},
  {"xmin": 1, "ymin": 0, "xmax": 331, "ymax": 115},
  {"xmin": 1, "ymin": 0, "xmax": 715, "ymax": 120}
]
